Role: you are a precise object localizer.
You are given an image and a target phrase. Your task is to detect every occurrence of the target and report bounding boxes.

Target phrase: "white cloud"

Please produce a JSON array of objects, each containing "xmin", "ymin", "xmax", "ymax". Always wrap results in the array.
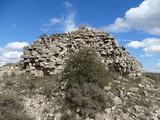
[
  {"xmin": 126, "ymin": 38, "xmax": 160, "ymax": 56},
  {"xmin": 3, "ymin": 51, "xmax": 23, "ymax": 59},
  {"xmin": 64, "ymin": 12, "xmax": 77, "ymax": 32},
  {"xmin": 0, "ymin": 56, "xmax": 19, "ymax": 66},
  {"xmin": 103, "ymin": 0, "xmax": 160, "ymax": 35},
  {"xmin": 62, "ymin": 2, "xmax": 77, "ymax": 32},
  {"xmin": 5, "ymin": 42, "xmax": 29, "ymax": 50},
  {"xmin": 0, "ymin": 47, "xmax": 6, "ymax": 53},
  {"xmin": 63, "ymin": 1, "xmax": 72, "ymax": 8},
  {"xmin": 0, "ymin": 41, "xmax": 29, "ymax": 66},
  {"xmin": 102, "ymin": 18, "xmax": 131, "ymax": 32},
  {"xmin": 126, "ymin": 41, "xmax": 144, "ymax": 49},
  {"xmin": 40, "ymin": 1, "xmax": 77, "ymax": 32},
  {"xmin": 156, "ymin": 62, "xmax": 160, "ymax": 68},
  {"xmin": 0, "ymin": 57, "xmax": 10, "ymax": 66},
  {"xmin": 143, "ymin": 45, "xmax": 160, "ymax": 54},
  {"xmin": 50, "ymin": 18, "xmax": 63, "ymax": 25}
]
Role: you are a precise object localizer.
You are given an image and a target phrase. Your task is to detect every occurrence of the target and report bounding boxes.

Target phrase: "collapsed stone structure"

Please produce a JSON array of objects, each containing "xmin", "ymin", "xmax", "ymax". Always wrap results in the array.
[{"xmin": 21, "ymin": 26, "xmax": 142, "ymax": 77}]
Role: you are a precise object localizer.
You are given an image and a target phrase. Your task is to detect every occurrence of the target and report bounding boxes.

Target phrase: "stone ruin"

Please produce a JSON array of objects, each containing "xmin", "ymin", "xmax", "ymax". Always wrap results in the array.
[{"xmin": 21, "ymin": 26, "xmax": 143, "ymax": 77}]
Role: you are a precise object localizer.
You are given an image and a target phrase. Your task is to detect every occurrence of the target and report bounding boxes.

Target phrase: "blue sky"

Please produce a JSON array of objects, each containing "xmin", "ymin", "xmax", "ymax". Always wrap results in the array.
[{"xmin": 0, "ymin": 0, "xmax": 160, "ymax": 72}]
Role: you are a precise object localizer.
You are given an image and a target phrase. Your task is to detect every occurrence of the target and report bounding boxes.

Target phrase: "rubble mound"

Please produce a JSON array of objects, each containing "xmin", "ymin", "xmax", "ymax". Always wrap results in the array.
[{"xmin": 22, "ymin": 26, "xmax": 142, "ymax": 77}]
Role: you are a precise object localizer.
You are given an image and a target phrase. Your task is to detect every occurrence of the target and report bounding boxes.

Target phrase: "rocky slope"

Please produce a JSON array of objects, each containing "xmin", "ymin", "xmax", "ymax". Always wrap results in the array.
[
  {"xmin": 0, "ymin": 26, "xmax": 159, "ymax": 120},
  {"xmin": 21, "ymin": 26, "xmax": 142, "ymax": 77},
  {"xmin": 0, "ymin": 64, "xmax": 159, "ymax": 120}
]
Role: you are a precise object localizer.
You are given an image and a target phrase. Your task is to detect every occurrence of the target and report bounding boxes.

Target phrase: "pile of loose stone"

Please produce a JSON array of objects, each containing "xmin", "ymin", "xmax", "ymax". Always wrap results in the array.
[{"xmin": 22, "ymin": 26, "xmax": 142, "ymax": 77}]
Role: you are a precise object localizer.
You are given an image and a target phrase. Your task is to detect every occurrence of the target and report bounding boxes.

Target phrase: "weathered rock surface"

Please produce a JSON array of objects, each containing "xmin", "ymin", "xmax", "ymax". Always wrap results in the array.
[{"xmin": 22, "ymin": 26, "xmax": 142, "ymax": 77}]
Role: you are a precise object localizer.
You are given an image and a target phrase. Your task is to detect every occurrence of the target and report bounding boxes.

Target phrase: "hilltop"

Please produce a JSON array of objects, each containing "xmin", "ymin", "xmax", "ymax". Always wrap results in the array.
[
  {"xmin": 22, "ymin": 26, "xmax": 142, "ymax": 77},
  {"xmin": 0, "ymin": 27, "xmax": 159, "ymax": 120}
]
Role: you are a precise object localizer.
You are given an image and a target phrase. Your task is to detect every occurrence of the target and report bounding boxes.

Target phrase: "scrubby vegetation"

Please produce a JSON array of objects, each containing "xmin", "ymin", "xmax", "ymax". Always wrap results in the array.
[
  {"xmin": 62, "ymin": 47, "xmax": 110, "ymax": 118},
  {"xmin": 0, "ymin": 93, "xmax": 32, "ymax": 120},
  {"xmin": 1, "ymin": 72, "xmax": 60, "ymax": 120},
  {"xmin": 3, "ymin": 72, "xmax": 59, "ymax": 97},
  {"xmin": 0, "ymin": 46, "xmax": 159, "ymax": 120},
  {"xmin": 65, "ymin": 83, "xmax": 107, "ymax": 118},
  {"xmin": 144, "ymin": 72, "xmax": 160, "ymax": 84},
  {"xmin": 63, "ymin": 47, "xmax": 109, "ymax": 88}
]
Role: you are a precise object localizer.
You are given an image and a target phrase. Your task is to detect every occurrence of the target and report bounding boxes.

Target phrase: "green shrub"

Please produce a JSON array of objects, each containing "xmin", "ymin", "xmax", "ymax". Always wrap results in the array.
[
  {"xmin": 62, "ymin": 47, "xmax": 109, "ymax": 118},
  {"xmin": 63, "ymin": 47, "xmax": 108, "ymax": 88},
  {"xmin": 11, "ymin": 71, "xmax": 16, "ymax": 77}
]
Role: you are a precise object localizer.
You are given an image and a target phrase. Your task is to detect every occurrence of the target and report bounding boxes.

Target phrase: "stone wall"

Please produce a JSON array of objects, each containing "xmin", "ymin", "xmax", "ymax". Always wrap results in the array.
[{"xmin": 21, "ymin": 26, "xmax": 143, "ymax": 77}]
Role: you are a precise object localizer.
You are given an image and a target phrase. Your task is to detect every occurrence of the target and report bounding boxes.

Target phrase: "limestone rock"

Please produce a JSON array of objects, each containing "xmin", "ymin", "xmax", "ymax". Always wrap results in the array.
[{"xmin": 22, "ymin": 26, "xmax": 143, "ymax": 77}]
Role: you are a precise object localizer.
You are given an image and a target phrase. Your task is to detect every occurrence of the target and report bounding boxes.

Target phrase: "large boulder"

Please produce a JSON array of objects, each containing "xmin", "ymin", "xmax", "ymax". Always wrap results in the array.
[{"xmin": 21, "ymin": 26, "xmax": 142, "ymax": 77}]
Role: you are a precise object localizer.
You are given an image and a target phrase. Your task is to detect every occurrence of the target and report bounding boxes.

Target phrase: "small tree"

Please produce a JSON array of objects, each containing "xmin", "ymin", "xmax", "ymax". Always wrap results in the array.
[
  {"xmin": 63, "ymin": 47, "xmax": 108, "ymax": 88},
  {"xmin": 62, "ymin": 47, "xmax": 109, "ymax": 118}
]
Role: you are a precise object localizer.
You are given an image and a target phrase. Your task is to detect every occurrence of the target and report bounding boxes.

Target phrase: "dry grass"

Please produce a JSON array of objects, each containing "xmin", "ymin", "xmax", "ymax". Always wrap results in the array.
[{"xmin": 0, "ymin": 93, "xmax": 32, "ymax": 120}]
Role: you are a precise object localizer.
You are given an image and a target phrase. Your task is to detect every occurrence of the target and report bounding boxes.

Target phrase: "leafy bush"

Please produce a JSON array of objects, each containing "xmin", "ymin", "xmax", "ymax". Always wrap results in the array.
[
  {"xmin": 63, "ymin": 47, "xmax": 108, "ymax": 88},
  {"xmin": 62, "ymin": 47, "xmax": 109, "ymax": 118}
]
